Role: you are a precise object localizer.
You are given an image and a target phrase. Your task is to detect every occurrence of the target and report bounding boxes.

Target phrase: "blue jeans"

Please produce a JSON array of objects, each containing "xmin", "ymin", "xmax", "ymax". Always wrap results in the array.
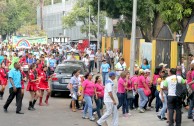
[
  {"xmin": 138, "ymin": 88, "xmax": 148, "ymax": 109},
  {"xmin": 188, "ymin": 94, "xmax": 194, "ymax": 117},
  {"xmin": 155, "ymin": 90, "xmax": 162, "ymax": 112},
  {"xmin": 102, "ymin": 72, "xmax": 108, "ymax": 85},
  {"xmin": 159, "ymin": 94, "xmax": 167, "ymax": 118},
  {"xmin": 93, "ymin": 97, "xmax": 103, "ymax": 118},
  {"xmin": 117, "ymin": 92, "xmax": 127, "ymax": 114},
  {"xmin": 126, "ymin": 98, "xmax": 134, "ymax": 110},
  {"xmin": 83, "ymin": 95, "xmax": 93, "ymax": 118}
]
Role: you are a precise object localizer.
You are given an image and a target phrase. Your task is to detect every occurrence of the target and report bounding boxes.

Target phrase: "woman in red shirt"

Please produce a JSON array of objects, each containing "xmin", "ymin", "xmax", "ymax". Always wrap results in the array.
[
  {"xmin": 0, "ymin": 62, "xmax": 8, "ymax": 99},
  {"xmin": 38, "ymin": 65, "xmax": 51, "ymax": 106},
  {"xmin": 93, "ymin": 76, "xmax": 104, "ymax": 119},
  {"xmin": 26, "ymin": 63, "xmax": 40, "ymax": 111},
  {"xmin": 19, "ymin": 65, "xmax": 27, "ymax": 102}
]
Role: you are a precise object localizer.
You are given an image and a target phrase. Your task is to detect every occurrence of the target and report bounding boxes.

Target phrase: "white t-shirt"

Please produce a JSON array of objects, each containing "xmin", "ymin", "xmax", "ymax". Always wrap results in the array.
[
  {"xmin": 191, "ymin": 60, "xmax": 194, "ymax": 64},
  {"xmin": 163, "ymin": 75, "xmax": 185, "ymax": 96},
  {"xmin": 89, "ymin": 54, "xmax": 95, "ymax": 61},
  {"xmin": 82, "ymin": 58, "xmax": 90, "ymax": 66},
  {"xmin": 115, "ymin": 62, "xmax": 126, "ymax": 76},
  {"xmin": 107, "ymin": 50, "xmax": 114, "ymax": 58},
  {"xmin": 104, "ymin": 79, "xmax": 115, "ymax": 103}
]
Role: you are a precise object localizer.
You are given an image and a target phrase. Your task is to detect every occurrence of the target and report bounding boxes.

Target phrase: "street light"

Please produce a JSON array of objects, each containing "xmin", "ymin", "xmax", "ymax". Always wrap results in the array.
[{"xmin": 130, "ymin": 0, "xmax": 137, "ymax": 76}]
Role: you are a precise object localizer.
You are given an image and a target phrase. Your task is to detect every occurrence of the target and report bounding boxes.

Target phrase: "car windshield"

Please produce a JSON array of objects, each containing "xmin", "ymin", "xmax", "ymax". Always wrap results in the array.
[
  {"xmin": 55, "ymin": 66, "xmax": 84, "ymax": 74},
  {"xmin": 64, "ymin": 61, "xmax": 84, "ymax": 66},
  {"xmin": 66, "ymin": 52, "xmax": 79, "ymax": 56}
]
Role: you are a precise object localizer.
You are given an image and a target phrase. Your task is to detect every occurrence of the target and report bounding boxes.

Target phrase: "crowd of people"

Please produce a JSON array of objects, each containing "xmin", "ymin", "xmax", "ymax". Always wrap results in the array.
[{"xmin": 0, "ymin": 42, "xmax": 194, "ymax": 126}]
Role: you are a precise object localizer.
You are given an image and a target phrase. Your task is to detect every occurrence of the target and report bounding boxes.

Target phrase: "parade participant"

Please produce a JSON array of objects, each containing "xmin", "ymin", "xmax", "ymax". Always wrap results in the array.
[
  {"xmin": 104, "ymin": 52, "xmax": 111, "ymax": 69},
  {"xmin": 144, "ymin": 69, "xmax": 151, "ymax": 110},
  {"xmin": 20, "ymin": 65, "xmax": 26, "ymax": 104},
  {"xmin": 38, "ymin": 65, "xmax": 51, "ymax": 106},
  {"xmin": 81, "ymin": 72, "xmax": 95, "ymax": 121},
  {"xmin": 26, "ymin": 63, "xmax": 40, "ymax": 110},
  {"xmin": 97, "ymin": 72, "xmax": 118, "ymax": 126},
  {"xmin": 187, "ymin": 64, "xmax": 194, "ymax": 120},
  {"xmin": 163, "ymin": 68, "xmax": 185, "ymax": 126},
  {"xmin": 115, "ymin": 58, "xmax": 126, "ymax": 78},
  {"xmin": 93, "ymin": 76, "xmax": 104, "ymax": 119},
  {"xmin": 137, "ymin": 69, "xmax": 148, "ymax": 113},
  {"xmin": 2, "ymin": 55, "xmax": 11, "ymax": 69},
  {"xmin": 48, "ymin": 55, "xmax": 56, "ymax": 74},
  {"xmin": 0, "ymin": 62, "xmax": 8, "ymax": 99},
  {"xmin": 117, "ymin": 71, "xmax": 128, "ymax": 117},
  {"xmin": 148, "ymin": 66, "xmax": 162, "ymax": 108},
  {"xmin": 101, "ymin": 59, "xmax": 110, "ymax": 85},
  {"xmin": 26, "ymin": 53, "xmax": 36, "ymax": 65},
  {"xmin": 3, "ymin": 62, "xmax": 23, "ymax": 114},
  {"xmin": 69, "ymin": 69, "xmax": 81, "ymax": 112},
  {"xmin": 89, "ymin": 51, "xmax": 95, "ymax": 73}
]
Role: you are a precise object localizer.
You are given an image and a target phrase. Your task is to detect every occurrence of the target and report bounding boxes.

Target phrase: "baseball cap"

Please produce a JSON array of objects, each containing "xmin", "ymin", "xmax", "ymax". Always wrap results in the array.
[{"xmin": 109, "ymin": 72, "xmax": 116, "ymax": 77}]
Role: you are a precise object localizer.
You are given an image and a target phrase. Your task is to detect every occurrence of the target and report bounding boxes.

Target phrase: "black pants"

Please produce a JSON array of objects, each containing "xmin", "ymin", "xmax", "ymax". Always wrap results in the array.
[
  {"xmin": 4, "ymin": 88, "xmax": 22, "ymax": 112},
  {"xmin": 167, "ymin": 96, "xmax": 182, "ymax": 126},
  {"xmin": 148, "ymin": 85, "xmax": 156, "ymax": 107}
]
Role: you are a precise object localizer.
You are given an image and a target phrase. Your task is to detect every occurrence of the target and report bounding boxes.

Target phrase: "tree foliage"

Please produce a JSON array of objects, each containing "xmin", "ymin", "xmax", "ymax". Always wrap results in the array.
[{"xmin": 62, "ymin": 0, "xmax": 106, "ymax": 38}]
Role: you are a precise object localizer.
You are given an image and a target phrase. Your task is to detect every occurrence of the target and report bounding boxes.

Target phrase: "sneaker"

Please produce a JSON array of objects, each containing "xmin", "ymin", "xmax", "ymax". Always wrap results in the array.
[
  {"xmin": 139, "ymin": 109, "xmax": 145, "ymax": 113},
  {"xmin": 161, "ymin": 117, "xmax": 167, "ymax": 120},
  {"xmin": 93, "ymin": 112, "xmax": 97, "ymax": 115},
  {"xmin": 123, "ymin": 114, "xmax": 128, "ymax": 118},
  {"xmin": 96, "ymin": 122, "xmax": 101, "ymax": 126},
  {"xmin": 82, "ymin": 116, "xmax": 89, "ymax": 119},
  {"xmin": 188, "ymin": 116, "xmax": 193, "ymax": 119},
  {"xmin": 127, "ymin": 113, "xmax": 132, "ymax": 116},
  {"xmin": 90, "ymin": 117, "xmax": 95, "ymax": 121},
  {"xmin": 157, "ymin": 115, "xmax": 161, "ymax": 120}
]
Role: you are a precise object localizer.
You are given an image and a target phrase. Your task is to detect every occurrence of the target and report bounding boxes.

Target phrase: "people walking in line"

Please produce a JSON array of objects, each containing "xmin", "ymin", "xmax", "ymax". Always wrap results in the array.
[
  {"xmin": 26, "ymin": 63, "xmax": 40, "ymax": 110},
  {"xmin": 69, "ymin": 69, "xmax": 81, "ymax": 112},
  {"xmin": 38, "ymin": 65, "xmax": 51, "ymax": 106},
  {"xmin": 93, "ymin": 76, "xmax": 104, "ymax": 119},
  {"xmin": 101, "ymin": 59, "xmax": 110, "ymax": 85},
  {"xmin": 0, "ymin": 62, "xmax": 8, "ymax": 99},
  {"xmin": 82, "ymin": 72, "xmax": 95, "ymax": 121},
  {"xmin": 163, "ymin": 68, "xmax": 186, "ymax": 126},
  {"xmin": 97, "ymin": 72, "xmax": 118, "ymax": 126},
  {"xmin": 3, "ymin": 62, "xmax": 24, "ymax": 114}
]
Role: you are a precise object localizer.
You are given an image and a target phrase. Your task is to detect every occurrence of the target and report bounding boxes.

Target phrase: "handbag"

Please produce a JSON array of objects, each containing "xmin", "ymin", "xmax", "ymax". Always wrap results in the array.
[
  {"xmin": 127, "ymin": 90, "xmax": 134, "ymax": 99},
  {"xmin": 143, "ymin": 88, "xmax": 151, "ymax": 96}
]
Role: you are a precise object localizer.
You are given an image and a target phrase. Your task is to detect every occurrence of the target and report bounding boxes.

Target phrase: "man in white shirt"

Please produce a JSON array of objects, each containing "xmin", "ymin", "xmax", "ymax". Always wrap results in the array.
[
  {"xmin": 115, "ymin": 58, "xmax": 126, "ymax": 77},
  {"xmin": 97, "ymin": 72, "xmax": 118, "ymax": 126},
  {"xmin": 95, "ymin": 49, "xmax": 103, "ymax": 73}
]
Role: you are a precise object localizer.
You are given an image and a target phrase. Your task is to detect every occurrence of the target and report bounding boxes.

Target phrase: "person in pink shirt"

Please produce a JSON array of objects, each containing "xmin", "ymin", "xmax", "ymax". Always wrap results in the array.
[
  {"xmin": 144, "ymin": 69, "xmax": 151, "ymax": 110},
  {"xmin": 117, "ymin": 71, "xmax": 128, "ymax": 117},
  {"xmin": 187, "ymin": 64, "xmax": 194, "ymax": 119},
  {"xmin": 93, "ymin": 76, "xmax": 104, "ymax": 119},
  {"xmin": 81, "ymin": 72, "xmax": 95, "ymax": 121},
  {"xmin": 137, "ymin": 69, "xmax": 148, "ymax": 113},
  {"xmin": 148, "ymin": 66, "xmax": 162, "ymax": 108}
]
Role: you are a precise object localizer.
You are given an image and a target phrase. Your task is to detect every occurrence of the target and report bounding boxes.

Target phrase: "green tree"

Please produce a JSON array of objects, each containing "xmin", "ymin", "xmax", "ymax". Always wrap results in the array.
[{"xmin": 62, "ymin": 0, "xmax": 106, "ymax": 38}]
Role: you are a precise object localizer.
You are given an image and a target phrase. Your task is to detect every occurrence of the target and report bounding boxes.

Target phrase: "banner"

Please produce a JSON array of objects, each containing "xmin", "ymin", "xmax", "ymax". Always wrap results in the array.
[{"xmin": 12, "ymin": 36, "xmax": 47, "ymax": 48}]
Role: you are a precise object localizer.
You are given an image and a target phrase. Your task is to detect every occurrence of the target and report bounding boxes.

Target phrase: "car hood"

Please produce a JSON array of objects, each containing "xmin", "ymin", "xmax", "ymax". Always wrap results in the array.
[{"xmin": 55, "ymin": 73, "xmax": 72, "ymax": 78}]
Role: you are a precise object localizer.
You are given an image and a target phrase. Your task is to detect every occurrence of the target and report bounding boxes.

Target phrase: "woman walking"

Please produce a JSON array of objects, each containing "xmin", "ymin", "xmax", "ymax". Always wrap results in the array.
[
  {"xmin": 0, "ymin": 62, "xmax": 8, "ymax": 99},
  {"xmin": 101, "ymin": 59, "xmax": 110, "ymax": 85},
  {"xmin": 26, "ymin": 63, "xmax": 40, "ymax": 110},
  {"xmin": 38, "ymin": 65, "xmax": 51, "ymax": 106},
  {"xmin": 20, "ymin": 65, "xmax": 27, "ymax": 104},
  {"xmin": 117, "ymin": 72, "xmax": 128, "ymax": 117},
  {"xmin": 93, "ymin": 76, "xmax": 104, "ymax": 119},
  {"xmin": 69, "ymin": 69, "xmax": 81, "ymax": 112},
  {"xmin": 137, "ymin": 69, "xmax": 148, "ymax": 113},
  {"xmin": 81, "ymin": 72, "xmax": 95, "ymax": 121}
]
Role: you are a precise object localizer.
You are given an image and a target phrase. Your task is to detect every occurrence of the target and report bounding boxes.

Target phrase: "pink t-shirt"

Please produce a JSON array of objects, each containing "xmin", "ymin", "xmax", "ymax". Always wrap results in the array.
[
  {"xmin": 190, "ymin": 71, "xmax": 194, "ymax": 90},
  {"xmin": 153, "ymin": 74, "xmax": 160, "ymax": 85},
  {"xmin": 95, "ymin": 83, "xmax": 104, "ymax": 98},
  {"xmin": 130, "ymin": 76, "xmax": 138, "ymax": 89},
  {"xmin": 117, "ymin": 77, "xmax": 126, "ymax": 93},
  {"xmin": 82, "ymin": 79, "xmax": 95, "ymax": 96},
  {"xmin": 145, "ymin": 76, "xmax": 151, "ymax": 87},
  {"xmin": 186, "ymin": 71, "xmax": 192, "ymax": 84},
  {"xmin": 138, "ymin": 75, "xmax": 145, "ymax": 88}
]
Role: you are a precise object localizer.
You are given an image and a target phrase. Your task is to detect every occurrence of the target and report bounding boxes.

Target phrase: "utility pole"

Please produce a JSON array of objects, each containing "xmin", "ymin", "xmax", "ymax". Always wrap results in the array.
[
  {"xmin": 40, "ymin": 0, "xmax": 44, "ymax": 30},
  {"xmin": 97, "ymin": 0, "xmax": 100, "ymax": 49},
  {"xmin": 130, "ymin": 0, "xmax": 137, "ymax": 76},
  {"xmin": 89, "ymin": 5, "xmax": 91, "ymax": 45}
]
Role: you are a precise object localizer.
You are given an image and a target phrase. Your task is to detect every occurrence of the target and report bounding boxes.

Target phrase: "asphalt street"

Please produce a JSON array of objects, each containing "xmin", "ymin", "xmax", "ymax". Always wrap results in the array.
[{"xmin": 0, "ymin": 86, "xmax": 104, "ymax": 126}]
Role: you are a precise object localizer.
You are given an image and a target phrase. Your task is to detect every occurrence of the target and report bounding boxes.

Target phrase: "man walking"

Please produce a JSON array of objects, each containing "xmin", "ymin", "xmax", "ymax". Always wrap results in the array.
[
  {"xmin": 3, "ymin": 62, "xmax": 24, "ymax": 114},
  {"xmin": 95, "ymin": 49, "xmax": 103, "ymax": 73},
  {"xmin": 163, "ymin": 68, "xmax": 185, "ymax": 126},
  {"xmin": 97, "ymin": 72, "xmax": 118, "ymax": 126}
]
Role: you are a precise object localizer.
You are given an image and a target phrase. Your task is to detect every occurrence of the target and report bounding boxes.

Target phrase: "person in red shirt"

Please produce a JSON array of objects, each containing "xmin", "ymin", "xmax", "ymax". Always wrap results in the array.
[
  {"xmin": 19, "ymin": 65, "xmax": 27, "ymax": 102},
  {"xmin": 26, "ymin": 63, "xmax": 40, "ymax": 111},
  {"xmin": 36, "ymin": 59, "xmax": 43, "ymax": 75},
  {"xmin": 0, "ymin": 62, "xmax": 8, "ymax": 99},
  {"xmin": 38, "ymin": 65, "xmax": 51, "ymax": 106},
  {"xmin": 2, "ymin": 55, "xmax": 11, "ymax": 71}
]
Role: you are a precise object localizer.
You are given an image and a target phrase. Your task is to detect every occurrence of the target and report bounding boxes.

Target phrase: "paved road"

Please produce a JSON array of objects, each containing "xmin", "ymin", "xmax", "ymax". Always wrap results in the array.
[{"xmin": 0, "ymin": 87, "xmax": 105, "ymax": 126}]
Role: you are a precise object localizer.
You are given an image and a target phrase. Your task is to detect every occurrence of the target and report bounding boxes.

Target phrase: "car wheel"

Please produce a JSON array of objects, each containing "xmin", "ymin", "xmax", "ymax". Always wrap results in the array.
[{"xmin": 51, "ymin": 91, "xmax": 56, "ymax": 97}]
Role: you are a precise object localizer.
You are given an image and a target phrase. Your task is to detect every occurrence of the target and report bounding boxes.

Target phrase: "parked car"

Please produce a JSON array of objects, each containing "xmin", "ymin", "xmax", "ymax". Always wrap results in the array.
[
  {"xmin": 62, "ymin": 60, "xmax": 88, "ymax": 73},
  {"xmin": 50, "ymin": 64, "xmax": 86, "ymax": 97}
]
